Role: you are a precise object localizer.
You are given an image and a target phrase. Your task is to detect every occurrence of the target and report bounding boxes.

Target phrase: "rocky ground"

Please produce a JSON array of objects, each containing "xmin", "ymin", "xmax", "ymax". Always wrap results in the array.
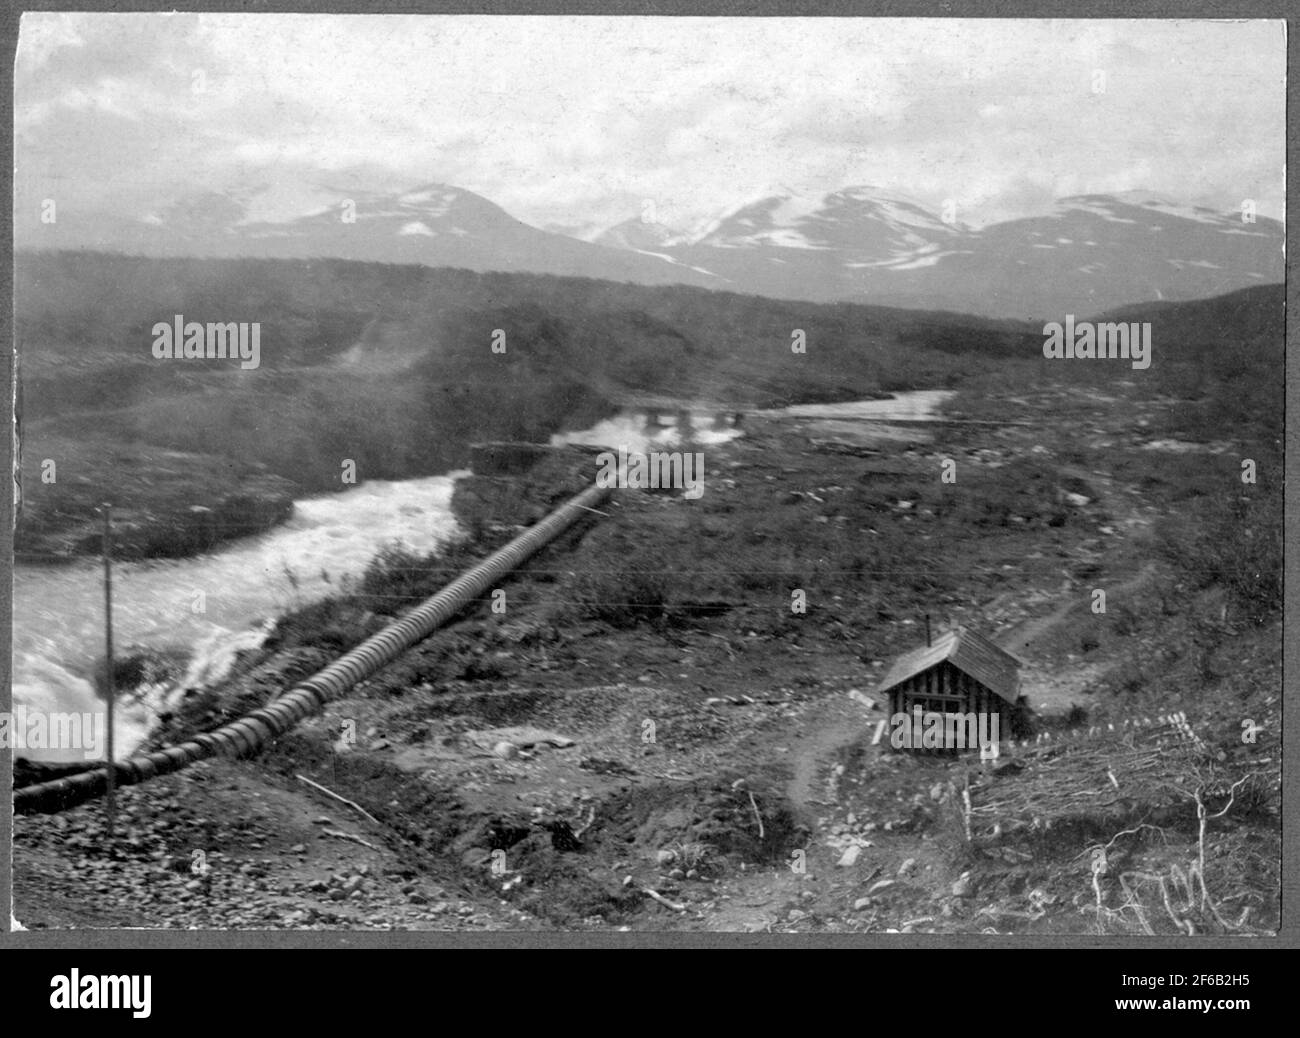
[
  {"xmin": 13, "ymin": 381, "xmax": 1281, "ymax": 933},
  {"xmin": 15, "ymin": 437, "xmax": 295, "ymax": 561}
]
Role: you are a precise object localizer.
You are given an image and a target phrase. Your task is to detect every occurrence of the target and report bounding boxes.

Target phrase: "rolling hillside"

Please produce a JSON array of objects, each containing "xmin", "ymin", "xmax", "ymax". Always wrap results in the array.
[{"xmin": 15, "ymin": 249, "xmax": 1045, "ymax": 558}]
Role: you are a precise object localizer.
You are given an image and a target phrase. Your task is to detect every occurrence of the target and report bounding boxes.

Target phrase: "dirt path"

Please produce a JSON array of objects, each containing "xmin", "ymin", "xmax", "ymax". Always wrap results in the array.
[
  {"xmin": 783, "ymin": 692, "xmax": 872, "ymax": 814},
  {"xmin": 1001, "ymin": 561, "xmax": 1157, "ymax": 715},
  {"xmin": 992, "ymin": 449, "xmax": 1158, "ymax": 714}
]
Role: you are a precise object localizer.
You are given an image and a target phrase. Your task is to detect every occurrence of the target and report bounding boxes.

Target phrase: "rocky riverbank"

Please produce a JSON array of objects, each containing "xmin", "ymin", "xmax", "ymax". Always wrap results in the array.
[{"xmin": 16, "ymin": 440, "xmax": 297, "ymax": 561}]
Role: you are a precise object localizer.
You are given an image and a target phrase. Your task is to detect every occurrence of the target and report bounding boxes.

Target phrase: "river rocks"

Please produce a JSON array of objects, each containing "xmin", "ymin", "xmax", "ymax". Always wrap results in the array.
[
  {"xmin": 18, "ymin": 461, "xmax": 297, "ymax": 562},
  {"xmin": 341, "ymin": 875, "xmax": 365, "ymax": 896},
  {"xmin": 465, "ymin": 727, "xmax": 577, "ymax": 757},
  {"xmin": 86, "ymin": 646, "xmax": 187, "ymax": 702},
  {"xmin": 837, "ymin": 845, "xmax": 864, "ymax": 867}
]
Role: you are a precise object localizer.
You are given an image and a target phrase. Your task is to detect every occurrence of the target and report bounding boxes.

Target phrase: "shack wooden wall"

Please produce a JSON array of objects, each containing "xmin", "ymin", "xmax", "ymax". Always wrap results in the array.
[{"xmin": 886, "ymin": 661, "xmax": 1011, "ymax": 753}]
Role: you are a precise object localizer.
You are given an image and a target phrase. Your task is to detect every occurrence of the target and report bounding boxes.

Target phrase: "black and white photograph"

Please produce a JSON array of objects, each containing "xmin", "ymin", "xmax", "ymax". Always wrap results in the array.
[{"xmin": 6, "ymin": 11, "xmax": 1286, "ymax": 945}]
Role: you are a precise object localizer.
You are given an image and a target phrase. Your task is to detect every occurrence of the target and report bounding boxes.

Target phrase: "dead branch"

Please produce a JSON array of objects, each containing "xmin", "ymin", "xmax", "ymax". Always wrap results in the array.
[
  {"xmin": 573, "ymin": 805, "xmax": 597, "ymax": 840},
  {"xmin": 297, "ymin": 773, "xmax": 382, "ymax": 826},
  {"xmin": 642, "ymin": 888, "xmax": 687, "ymax": 912},
  {"xmin": 747, "ymin": 791, "xmax": 765, "ymax": 839},
  {"xmin": 1075, "ymin": 823, "xmax": 1168, "ymax": 865},
  {"xmin": 322, "ymin": 828, "xmax": 378, "ymax": 851},
  {"xmin": 1116, "ymin": 873, "xmax": 1155, "ymax": 936}
]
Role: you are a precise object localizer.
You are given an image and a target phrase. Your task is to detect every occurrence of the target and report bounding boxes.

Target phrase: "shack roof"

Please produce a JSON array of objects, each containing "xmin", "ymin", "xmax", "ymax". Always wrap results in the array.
[{"xmin": 874, "ymin": 626, "xmax": 1022, "ymax": 704}]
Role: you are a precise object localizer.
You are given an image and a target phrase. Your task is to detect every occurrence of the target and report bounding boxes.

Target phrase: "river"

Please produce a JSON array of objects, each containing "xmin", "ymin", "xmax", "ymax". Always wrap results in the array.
[
  {"xmin": 12, "ymin": 476, "xmax": 464, "ymax": 761},
  {"xmin": 12, "ymin": 391, "xmax": 947, "ymax": 762}
]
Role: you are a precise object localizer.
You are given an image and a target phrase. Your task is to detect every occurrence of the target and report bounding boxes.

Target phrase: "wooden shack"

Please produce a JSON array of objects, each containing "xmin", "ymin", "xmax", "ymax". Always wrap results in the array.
[{"xmin": 873, "ymin": 626, "xmax": 1022, "ymax": 753}]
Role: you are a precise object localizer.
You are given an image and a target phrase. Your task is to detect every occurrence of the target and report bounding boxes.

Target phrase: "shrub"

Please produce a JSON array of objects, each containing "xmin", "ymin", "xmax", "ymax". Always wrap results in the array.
[
  {"xmin": 567, "ymin": 560, "xmax": 670, "ymax": 627},
  {"xmin": 1156, "ymin": 465, "xmax": 1281, "ymax": 625},
  {"xmin": 354, "ymin": 541, "xmax": 438, "ymax": 614}
]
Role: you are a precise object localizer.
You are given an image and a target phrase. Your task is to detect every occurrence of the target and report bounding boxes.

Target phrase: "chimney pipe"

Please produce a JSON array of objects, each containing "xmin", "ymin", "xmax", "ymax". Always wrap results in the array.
[{"xmin": 925, "ymin": 613, "xmax": 932, "ymax": 647}]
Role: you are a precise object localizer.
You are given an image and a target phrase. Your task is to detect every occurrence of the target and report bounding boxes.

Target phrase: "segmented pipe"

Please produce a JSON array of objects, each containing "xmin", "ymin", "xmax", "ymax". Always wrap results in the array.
[{"xmin": 15, "ymin": 483, "xmax": 612, "ymax": 815}]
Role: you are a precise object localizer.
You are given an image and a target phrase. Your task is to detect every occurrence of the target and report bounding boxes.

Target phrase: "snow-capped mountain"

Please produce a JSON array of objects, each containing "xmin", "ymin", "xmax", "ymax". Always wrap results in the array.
[
  {"xmin": 18, "ymin": 182, "xmax": 723, "ymax": 291},
  {"xmin": 17, "ymin": 181, "xmax": 1282, "ymax": 320},
  {"xmin": 686, "ymin": 186, "xmax": 967, "ymax": 255},
  {"xmin": 615, "ymin": 187, "xmax": 1282, "ymax": 318},
  {"xmin": 931, "ymin": 193, "xmax": 1283, "ymax": 318}
]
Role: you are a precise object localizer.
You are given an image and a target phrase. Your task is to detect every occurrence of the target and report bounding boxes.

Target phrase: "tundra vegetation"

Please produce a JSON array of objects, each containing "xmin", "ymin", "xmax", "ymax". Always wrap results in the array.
[{"xmin": 13, "ymin": 250, "xmax": 1280, "ymax": 933}]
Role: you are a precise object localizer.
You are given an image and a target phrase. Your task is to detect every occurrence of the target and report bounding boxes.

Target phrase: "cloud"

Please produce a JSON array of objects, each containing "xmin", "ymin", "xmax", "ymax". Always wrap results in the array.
[{"xmin": 14, "ymin": 14, "xmax": 1286, "ymax": 234}]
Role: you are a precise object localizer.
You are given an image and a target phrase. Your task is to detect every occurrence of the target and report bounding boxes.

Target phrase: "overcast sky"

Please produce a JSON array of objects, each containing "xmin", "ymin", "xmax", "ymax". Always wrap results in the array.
[{"xmin": 15, "ymin": 14, "xmax": 1286, "ymax": 235}]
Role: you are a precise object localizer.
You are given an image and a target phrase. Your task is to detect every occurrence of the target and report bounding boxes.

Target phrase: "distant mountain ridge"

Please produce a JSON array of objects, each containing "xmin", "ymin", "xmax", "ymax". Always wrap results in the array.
[
  {"xmin": 17, "ymin": 180, "xmax": 1282, "ymax": 320},
  {"xmin": 634, "ymin": 187, "xmax": 1282, "ymax": 319}
]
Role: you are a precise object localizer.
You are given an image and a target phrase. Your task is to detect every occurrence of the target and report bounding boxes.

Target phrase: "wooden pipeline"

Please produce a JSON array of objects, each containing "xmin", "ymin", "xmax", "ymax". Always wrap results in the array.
[{"xmin": 14, "ymin": 483, "xmax": 613, "ymax": 816}]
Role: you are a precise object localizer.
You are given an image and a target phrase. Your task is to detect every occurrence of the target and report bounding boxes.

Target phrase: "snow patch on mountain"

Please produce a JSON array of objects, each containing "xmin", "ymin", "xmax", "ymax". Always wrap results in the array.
[{"xmin": 632, "ymin": 249, "xmax": 721, "ymax": 278}]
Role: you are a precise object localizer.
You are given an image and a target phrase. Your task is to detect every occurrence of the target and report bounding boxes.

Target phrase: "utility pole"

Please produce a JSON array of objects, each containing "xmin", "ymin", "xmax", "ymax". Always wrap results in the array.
[{"xmin": 102, "ymin": 503, "xmax": 116, "ymax": 843}]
